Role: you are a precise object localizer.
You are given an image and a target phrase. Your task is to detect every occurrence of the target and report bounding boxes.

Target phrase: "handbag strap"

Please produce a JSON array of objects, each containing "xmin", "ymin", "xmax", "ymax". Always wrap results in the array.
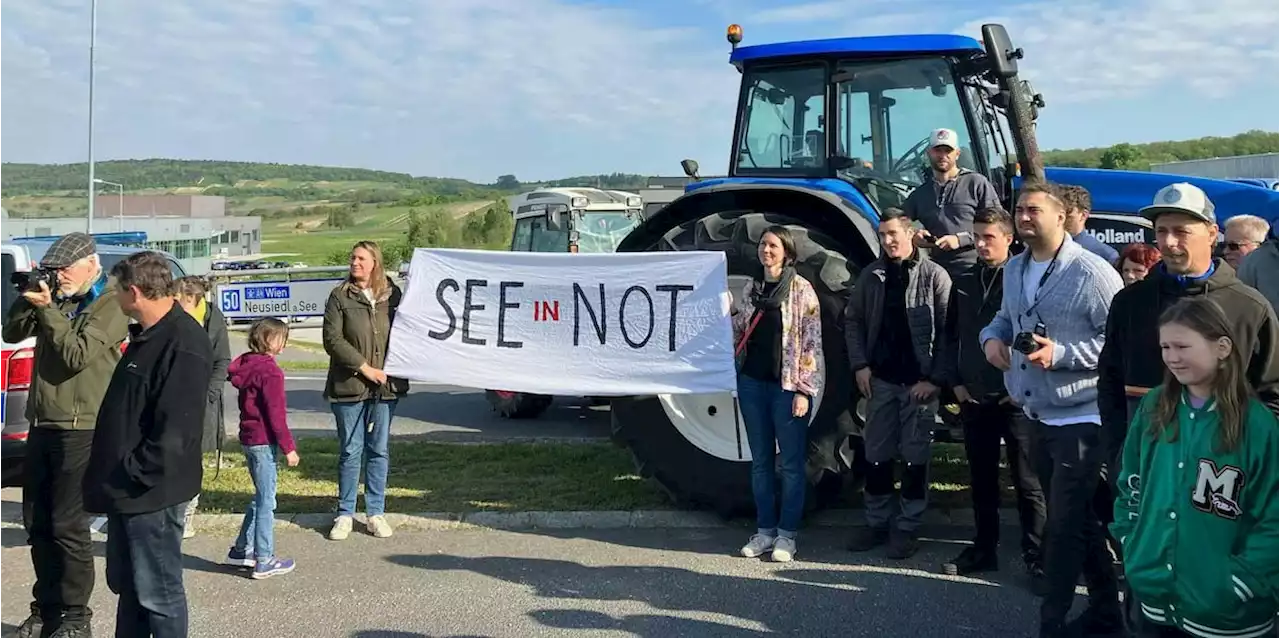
[{"xmin": 735, "ymin": 311, "xmax": 764, "ymax": 356}]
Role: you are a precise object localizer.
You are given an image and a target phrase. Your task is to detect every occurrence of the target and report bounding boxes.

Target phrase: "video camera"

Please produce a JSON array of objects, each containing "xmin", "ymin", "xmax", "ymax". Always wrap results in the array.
[
  {"xmin": 10, "ymin": 268, "xmax": 58, "ymax": 294},
  {"xmin": 1012, "ymin": 321, "xmax": 1048, "ymax": 356}
]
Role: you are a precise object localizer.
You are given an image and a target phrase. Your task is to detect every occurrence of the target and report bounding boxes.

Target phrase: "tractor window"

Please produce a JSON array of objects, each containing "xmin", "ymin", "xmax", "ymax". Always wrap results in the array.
[
  {"xmin": 735, "ymin": 64, "xmax": 826, "ymax": 175},
  {"xmin": 833, "ymin": 57, "xmax": 975, "ymax": 208},
  {"xmin": 511, "ymin": 216, "xmax": 569, "ymax": 253}
]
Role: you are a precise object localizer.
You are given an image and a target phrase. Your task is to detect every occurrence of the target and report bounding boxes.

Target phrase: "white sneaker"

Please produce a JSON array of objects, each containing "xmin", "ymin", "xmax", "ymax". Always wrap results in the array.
[
  {"xmin": 367, "ymin": 515, "xmax": 393, "ymax": 538},
  {"xmin": 740, "ymin": 534, "xmax": 776, "ymax": 558},
  {"xmin": 328, "ymin": 515, "xmax": 354, "ymax": 541},
  {"xmin": 772, "ymin": 536, "xmax": 797, "ymax": 562}
]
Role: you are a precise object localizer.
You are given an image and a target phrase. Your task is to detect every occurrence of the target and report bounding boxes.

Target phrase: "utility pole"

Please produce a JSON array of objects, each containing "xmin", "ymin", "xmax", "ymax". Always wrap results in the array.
[{"xmin": 86, "ymin": 0, "xmax": 98, "ymax": 233}]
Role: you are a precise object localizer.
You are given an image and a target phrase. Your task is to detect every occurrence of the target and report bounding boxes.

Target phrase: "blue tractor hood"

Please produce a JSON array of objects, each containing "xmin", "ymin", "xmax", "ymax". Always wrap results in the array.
[
  {"xmin": 1036, "ymin": 167, "xmax": 1279, "ymax": 231},
  {"xmin": 686, "ymin": 177, "xmax": 882, "ymax": 226}
]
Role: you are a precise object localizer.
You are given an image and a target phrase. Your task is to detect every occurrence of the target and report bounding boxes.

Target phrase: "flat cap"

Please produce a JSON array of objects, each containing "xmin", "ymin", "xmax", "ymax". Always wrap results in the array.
[{"xmin": 40, "ymin": 232, "xmax": 97, "ymax": 269}]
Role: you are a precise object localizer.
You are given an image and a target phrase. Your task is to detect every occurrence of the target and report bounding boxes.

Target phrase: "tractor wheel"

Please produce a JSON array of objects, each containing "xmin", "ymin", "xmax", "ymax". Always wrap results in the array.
[
  {"xmin": 611, "ymin": 211, "xmax": 866, "ymax": 517},
  {"xmin": 485, "ymin": 390, "xmax": 554, "ymax": 419}
]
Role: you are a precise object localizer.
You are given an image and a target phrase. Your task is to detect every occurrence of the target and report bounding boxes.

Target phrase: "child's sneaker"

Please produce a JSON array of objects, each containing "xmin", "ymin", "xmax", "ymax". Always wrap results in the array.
[
  {"xmin": 251, "ymin": 557, "xmax": 295, "ymax": 580},
  {"xmin": 740, "ymin": 533, "xmax": 776, "ymax": 558},
  {"xmin": 226, "ymin": 547, "xmax": 255, "ymax": 568},
  {"xmin": 772, "ymin": 536, "xmax": 797, "ymax": 562}
]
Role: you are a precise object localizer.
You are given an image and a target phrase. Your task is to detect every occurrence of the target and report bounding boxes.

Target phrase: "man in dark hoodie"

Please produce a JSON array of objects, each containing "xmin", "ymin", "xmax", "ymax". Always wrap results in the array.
[
  {"xmin": 941, "ymin": 207, "xmax": 1046, "ymax": 580},
  {"xmin": 83, "ymin": 251, "xmax": 212, "ymax": 638},
  {"xmin": 1097, "ymin": 184, "xmax": 1280, "ymax": 620},
  {"xmin": 1099, "ymin": 183, "xmax": 1279, "ymax": 451}
]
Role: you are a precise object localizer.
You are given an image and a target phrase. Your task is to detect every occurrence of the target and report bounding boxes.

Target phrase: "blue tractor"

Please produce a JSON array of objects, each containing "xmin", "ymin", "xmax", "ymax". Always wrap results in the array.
[{"xmin": 611, "ymin": 23, "xmax": 1280, "ymax": 516}]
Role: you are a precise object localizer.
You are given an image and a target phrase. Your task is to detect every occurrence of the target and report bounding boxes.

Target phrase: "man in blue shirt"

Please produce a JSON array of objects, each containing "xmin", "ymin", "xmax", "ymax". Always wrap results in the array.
[{"xmin": 1060, "ymin": 185, "xmax": 1119, "ymax": 266}]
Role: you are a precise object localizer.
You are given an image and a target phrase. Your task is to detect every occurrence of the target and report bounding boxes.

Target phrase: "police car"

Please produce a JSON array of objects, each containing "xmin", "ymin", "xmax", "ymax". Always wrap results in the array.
[{"xmin": 1, "ymin": 238, "xmax": 187, "ymax": 486}]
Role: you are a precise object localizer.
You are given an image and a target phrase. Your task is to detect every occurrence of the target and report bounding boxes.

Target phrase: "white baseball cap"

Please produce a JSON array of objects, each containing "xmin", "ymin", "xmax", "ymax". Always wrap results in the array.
[
  {"xmin": 930, "ymin": 128, "xmax": 959, "ymax": 150},
  {"xmin": 1138, "ymin": 182, "xmax": 1217, "ymax": 225}
]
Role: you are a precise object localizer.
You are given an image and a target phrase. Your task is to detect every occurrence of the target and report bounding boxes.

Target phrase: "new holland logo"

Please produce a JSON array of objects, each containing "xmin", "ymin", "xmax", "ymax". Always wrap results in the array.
[{"xmin": 1086, "ymin": 228, "xmax": 1148, "ymax": 245}]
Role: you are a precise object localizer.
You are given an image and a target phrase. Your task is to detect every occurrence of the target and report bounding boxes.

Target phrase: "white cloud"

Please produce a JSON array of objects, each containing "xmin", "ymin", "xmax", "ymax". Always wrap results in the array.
[
  {"xmin": 955, "ymin": 0, "xmax": 1279, "ymax": 102},
  {"xmin": 743, "ymin": 0, "xmax": 1276, "ymax": 104},
  {"xmin": 1, "ymin": 0, "xmax": 742, "ymax": 181}
]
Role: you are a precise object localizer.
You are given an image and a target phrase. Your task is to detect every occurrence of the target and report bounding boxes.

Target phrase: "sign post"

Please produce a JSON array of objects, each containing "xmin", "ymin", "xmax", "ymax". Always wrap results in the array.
[{"xmin": 215, "ymin": 279, "xmax": 343, "ymax": 321}]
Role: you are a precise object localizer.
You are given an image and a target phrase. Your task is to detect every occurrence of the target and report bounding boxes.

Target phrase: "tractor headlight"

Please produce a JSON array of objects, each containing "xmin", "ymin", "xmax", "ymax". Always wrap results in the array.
[
  {"xmin": 571, "ymin": 196, "xmax": 590, "ymax": 208},
  {"xmin": 625, "ymin": 195, "xmax": 643, "ymax": 208}
]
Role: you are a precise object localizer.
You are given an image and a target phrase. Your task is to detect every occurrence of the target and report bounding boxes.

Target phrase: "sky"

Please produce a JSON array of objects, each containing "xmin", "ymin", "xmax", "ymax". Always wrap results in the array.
[{"xmin": 2, "ymin": 0, "xmax": 1277, "ymax": 184}]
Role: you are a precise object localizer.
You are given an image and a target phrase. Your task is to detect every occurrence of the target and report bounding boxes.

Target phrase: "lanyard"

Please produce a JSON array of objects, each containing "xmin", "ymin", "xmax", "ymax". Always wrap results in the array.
[{"xmin": 1021, "ymin": 239, "xmax": 1064, "ymax": 315}]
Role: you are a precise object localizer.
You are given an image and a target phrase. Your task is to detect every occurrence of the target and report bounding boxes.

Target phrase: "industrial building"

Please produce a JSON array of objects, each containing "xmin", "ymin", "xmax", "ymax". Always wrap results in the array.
[
  {"xmin": 1150, "ymin": 153, "xmax": 1279, "ymax": 181},
  {"xmin": 91, "ymin": 194, "xmax": 262, "ymax": 258},
  {"xmin": 2, "ymin": 195, "xmax": 262, "ymax": 274}
]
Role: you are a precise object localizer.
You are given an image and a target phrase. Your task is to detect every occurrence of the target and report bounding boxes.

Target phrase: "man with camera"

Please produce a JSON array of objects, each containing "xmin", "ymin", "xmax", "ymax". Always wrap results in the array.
[
  {"xmin": 940, "ymin": 207, "xmax": 1046, "ymax": 581},
  {"xmin": 979, "ymin": 183, "xmax": 1125, "ymax": 638},
  {"xmin": 2, "ymin": 232, "xmax": 130, "ymax": 638}
]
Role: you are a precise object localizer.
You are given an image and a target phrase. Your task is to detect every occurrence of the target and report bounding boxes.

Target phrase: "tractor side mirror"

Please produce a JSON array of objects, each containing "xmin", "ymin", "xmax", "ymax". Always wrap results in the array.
[
  {"xmin": 681, "ymin": 159, "xmax": 701, "ymax": 181},
  {"xmin": 545, "ymin": 205, "xmax": 565, "ymax": 230},
  {"xmin": 981, "ymin": 23, "xmax": 1022, "ymax": 79}
]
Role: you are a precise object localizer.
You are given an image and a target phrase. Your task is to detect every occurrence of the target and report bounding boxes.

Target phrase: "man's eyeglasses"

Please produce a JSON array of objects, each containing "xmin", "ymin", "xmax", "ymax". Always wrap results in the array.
[{"xmin": 1225, "ymin": 241, "xmax": 1258, "ymax": 251}]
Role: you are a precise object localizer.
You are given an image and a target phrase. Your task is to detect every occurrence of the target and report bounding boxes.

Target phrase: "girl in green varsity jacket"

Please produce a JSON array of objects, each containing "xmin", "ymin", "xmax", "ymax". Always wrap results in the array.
[{"xmin": 1113, "ymin": 297, "xmax": 1278, "ymax": 638}]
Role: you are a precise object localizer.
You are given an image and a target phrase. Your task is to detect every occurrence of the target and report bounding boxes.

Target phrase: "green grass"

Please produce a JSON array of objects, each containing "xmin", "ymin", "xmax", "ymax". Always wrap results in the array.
[
  {"xmin": 198, "ymin": 440, "xmax": 672, "ymax": 513},
  {"xmin": 278, "ymin": 360, "xmax": 329, "ymax": 371},
  {"xmin": 258, "ymin": 200, "xmax": 491, "ymax": 264},
  {"xmin": 197, "ymin": 440, "xmax": 988, "ymax": 514}
]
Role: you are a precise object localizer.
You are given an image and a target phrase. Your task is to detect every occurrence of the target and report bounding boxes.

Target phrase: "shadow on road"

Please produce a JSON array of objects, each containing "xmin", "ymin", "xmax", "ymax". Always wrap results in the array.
[
  {"xmin": 385, "ymin": 551, "xmax": 1035, "ymax": 637},
  {"xmin": 350, "ymin": 633, "xmax": 491, "ymax": 638}
]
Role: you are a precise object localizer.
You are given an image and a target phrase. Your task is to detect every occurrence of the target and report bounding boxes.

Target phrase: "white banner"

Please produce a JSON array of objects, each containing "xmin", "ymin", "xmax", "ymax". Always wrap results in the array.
[{"xmin": 384, "ymin": 248, "xmax": 736, "ymax": 395}]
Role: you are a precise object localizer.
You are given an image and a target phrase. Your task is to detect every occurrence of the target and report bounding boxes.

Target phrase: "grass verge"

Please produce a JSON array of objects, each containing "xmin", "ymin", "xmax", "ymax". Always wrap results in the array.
[{"xmin": 199, "ymin": 440, "xmax": 991, "ymax": 514}]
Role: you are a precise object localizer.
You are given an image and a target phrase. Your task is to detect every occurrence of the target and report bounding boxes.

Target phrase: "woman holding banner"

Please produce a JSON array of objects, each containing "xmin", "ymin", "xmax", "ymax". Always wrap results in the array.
[
  {"xmin": 321, "ymin": 240, "xmax": 409, "ymax": 541},
  {"xmin": 732, "ymin": 226, "xmax": 824, "ymax": 563}
]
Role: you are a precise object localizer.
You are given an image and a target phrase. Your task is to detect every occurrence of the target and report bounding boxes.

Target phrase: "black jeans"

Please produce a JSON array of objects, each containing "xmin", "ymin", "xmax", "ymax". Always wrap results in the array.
[
  {"xmin": 106, "ymin": 502, "xmax": 190, "ymax": 638},
  {"xmin": 23, "ymin": 428, "xmax": 96, "ymax": 626},
  {"xmin": 1029, "ymin": 421, "xmax": 1119, "ymax": 625},
  {"xmin": 960, "ymin": 402, "xmax": 1046, "ymax": 561}
]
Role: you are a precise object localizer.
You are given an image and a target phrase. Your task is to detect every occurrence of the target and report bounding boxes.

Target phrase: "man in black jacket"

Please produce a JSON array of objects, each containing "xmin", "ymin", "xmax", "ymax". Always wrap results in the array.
[
  {"xmin": 941, "ymin": 207, "xmax": 1047, "ymax": 579},
  {"xmin": 83, "ymin": 251, "xmax": 213, "ymax": 638},
  {"xmin": 1099, "ymin": 184, "xmax": 1279, "ymax": 452},
  {"xmin": 845, "ymin": 208, "xmax": 952, "ymax": 559},
  {"xmin": 1096, "ymin": 184, "xmax": 1279, "ymax": 635}
]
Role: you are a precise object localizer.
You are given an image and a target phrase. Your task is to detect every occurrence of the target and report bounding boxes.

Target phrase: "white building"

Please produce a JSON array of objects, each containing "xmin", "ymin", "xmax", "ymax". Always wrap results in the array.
[
  {"xmin": 1150, "ymin": 153, "xmax": 1279, "ymax": 180},
  {"xmin": 3, "ymin": 216, "xmax": 217, "ymax": 274}
]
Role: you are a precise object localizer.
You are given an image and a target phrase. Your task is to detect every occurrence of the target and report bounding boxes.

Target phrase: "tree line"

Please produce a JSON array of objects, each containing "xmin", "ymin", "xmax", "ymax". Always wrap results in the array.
[
  {"xmin": 3, "ymin": 131, "xmax": 1274, "ymax": 197},
  {"xmin": 322, "ymin": 201, "xmax": 514, "ymax": 267},
  {"xmin": 1040, "ymin": 130, "xmax": 1277, "ymax": 171}
]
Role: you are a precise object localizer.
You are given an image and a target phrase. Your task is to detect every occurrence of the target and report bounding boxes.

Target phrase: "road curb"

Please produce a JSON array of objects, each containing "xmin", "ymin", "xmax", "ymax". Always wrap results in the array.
[{"xmin": 1, "ymin": 508, "xmax": 1002, "ymax": 533}]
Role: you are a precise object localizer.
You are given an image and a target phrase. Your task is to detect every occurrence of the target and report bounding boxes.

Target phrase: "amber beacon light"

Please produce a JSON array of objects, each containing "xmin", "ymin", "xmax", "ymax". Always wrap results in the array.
[{"xmin": 727, "ymin": 24, "xmax": 743, "ymax": 47}]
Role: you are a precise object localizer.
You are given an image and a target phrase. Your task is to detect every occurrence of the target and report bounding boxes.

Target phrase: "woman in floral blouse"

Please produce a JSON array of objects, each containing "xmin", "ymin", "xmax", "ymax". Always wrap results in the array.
[{"xmin": 732, "ymin": 225, "xmax": 824, "ymax": 563}]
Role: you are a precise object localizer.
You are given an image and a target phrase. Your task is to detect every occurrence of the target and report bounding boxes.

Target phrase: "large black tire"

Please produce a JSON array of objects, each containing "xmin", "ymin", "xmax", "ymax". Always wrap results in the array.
[
  {"xmin": 611, "ymin": 211, "xmax": 866, "ymax": 518},
  {"xmin": 484, "ymin": 390, "xmax": 554, "ymax": 419}
]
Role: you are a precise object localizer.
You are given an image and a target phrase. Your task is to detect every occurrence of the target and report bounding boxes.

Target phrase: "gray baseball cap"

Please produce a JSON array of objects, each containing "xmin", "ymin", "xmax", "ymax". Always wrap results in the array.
[{"xmin": 1139, "ymin": 183, "xmax": 1216, "ymax": 225}]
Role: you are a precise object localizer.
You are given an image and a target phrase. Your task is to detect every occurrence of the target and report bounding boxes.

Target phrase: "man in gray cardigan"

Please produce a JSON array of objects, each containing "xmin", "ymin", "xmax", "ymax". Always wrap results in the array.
[
  {"xmin": 845, "ymin": 208, "xmax": 952, "ymax": 560},
  {"xmin": 979, "ymin": 182, "xmax": 1125, "ymax": 638}
]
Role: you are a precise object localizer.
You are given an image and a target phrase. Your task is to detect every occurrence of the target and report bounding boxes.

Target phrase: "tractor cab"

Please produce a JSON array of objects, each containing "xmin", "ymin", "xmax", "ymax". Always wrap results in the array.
[
  {"xmin": 716, "ymin": 24, "xmax": 1036, "ymax": 217},
  {"xmin": 508, "ymin": 187, "xmax": 644, "ymax": 254}
]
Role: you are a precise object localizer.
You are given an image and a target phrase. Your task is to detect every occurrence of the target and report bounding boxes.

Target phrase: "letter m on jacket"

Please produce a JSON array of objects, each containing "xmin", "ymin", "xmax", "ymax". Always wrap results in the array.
[{"xmin": 1193, "ymin": 459, "xmax": 1244, "ymax": 520}]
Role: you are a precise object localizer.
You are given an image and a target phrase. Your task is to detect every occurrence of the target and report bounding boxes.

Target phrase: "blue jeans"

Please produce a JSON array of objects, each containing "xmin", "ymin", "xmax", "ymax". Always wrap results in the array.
[
  {"xmin": 105, "ymin": 501, "xmax": 189, "ymax": 638},
  {"xmin": 233, "ymin": 444, "xmax": 278, "ymax": 561},
  {"xmin": 332, "ymin": 399, "xmax": 397, "ymax": 517},
  {"xmin": 737, "ymin": 375, "xmax": 808, "ymax": 537}
]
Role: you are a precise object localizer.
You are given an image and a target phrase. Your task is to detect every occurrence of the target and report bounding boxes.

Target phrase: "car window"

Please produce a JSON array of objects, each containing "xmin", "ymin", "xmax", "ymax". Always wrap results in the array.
[{"xmin": 2, "ymin": 253, "xmax": 17, "ymax": 327}]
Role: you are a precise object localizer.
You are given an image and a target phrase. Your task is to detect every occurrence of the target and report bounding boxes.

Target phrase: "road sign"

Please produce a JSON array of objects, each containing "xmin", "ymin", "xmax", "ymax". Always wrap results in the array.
[{"xmin": 215, "ymin": 279, "xmax": 344, "ymax": 319}]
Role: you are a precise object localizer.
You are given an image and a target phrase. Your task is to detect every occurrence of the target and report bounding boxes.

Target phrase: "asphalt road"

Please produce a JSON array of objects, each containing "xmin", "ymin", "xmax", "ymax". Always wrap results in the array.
[
  {"xmin": 219, "ymin": 329, "xmax": 611, "ymax": 444},
  {"xmin": 231, "ymin": 373, "xmax": 611, "ymax": 443},
  {"xmin": 0, "ymin": 524, "xmax": 1047, "ymax": 637}
]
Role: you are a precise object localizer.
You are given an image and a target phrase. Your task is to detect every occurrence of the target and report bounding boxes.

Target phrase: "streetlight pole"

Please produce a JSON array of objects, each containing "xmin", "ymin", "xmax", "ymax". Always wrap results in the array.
[
  {"xmin": 93, "ymin": 178, "xmax": 123, "ymax": 231},
  {"xmin": 86, "ymin": 0, "xmax": 98, "ymax": 234}
]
